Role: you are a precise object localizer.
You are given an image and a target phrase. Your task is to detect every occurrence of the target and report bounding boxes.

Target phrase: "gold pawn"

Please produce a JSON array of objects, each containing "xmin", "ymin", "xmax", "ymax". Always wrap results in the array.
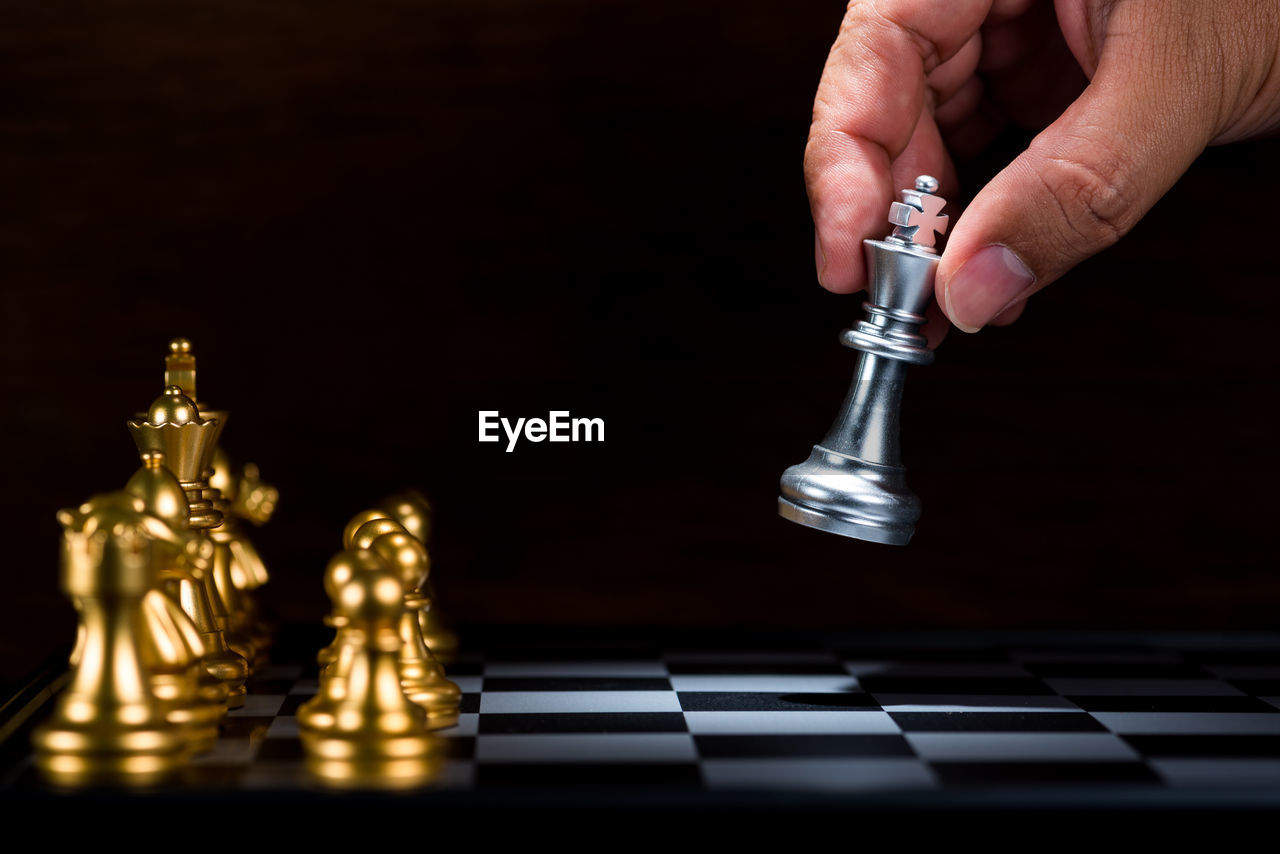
[
  {"xmin": 369, "ymin": 530, "xmax": 461, "ymax": 730},
  {"xmin": 317, "ymin": 513, "xmax": 413, "ymax": 670},
  {"xmin": 33, "ymin": 494, "xmax": 187, "ymax": 785},
  {"xmin": 377, "ymin": 491, "xmax": 458, "ymax": 663},
  {"xmin": 299, "ymin": 551, "xmax": 441, "ymax": 788},
  {"xmin": 348, "ymin": 497, "xmax": 459, "ymax": 664}
]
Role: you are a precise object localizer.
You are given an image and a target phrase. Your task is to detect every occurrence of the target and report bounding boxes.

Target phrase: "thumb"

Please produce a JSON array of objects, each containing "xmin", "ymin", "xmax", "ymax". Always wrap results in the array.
[{"xmin": 937, "ymin": 17, "xmax": 1220, "ymax": 332}]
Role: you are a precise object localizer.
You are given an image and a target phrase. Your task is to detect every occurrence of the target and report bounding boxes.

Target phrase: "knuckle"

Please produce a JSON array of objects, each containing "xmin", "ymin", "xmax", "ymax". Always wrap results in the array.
[{"xmin": 1037, "ymin": 149, "xmax": 1139, "ymax": 252}]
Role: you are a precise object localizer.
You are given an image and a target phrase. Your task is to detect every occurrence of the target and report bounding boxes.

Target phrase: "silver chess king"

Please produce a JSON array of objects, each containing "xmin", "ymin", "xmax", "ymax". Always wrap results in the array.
[{"xmin": 779, "ymin": 175, "xmax": 948, "ymax": 546}]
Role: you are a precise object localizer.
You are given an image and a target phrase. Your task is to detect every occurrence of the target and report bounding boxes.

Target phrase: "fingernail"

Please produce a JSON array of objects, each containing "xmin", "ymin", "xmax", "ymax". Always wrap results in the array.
[
  {"xmin": 943, "ymin": 244, "xmax": 1035, "ymax": 332},
  {"xmin": 815, "ymin": 231, "xmax": 827, "ymax": 287}
]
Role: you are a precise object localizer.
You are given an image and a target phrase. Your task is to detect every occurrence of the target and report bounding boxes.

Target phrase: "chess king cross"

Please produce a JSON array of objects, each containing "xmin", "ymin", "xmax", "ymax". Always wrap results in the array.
[{"xmin": 778, "ymin": 176, "xmax": 948, "ymax": 546}]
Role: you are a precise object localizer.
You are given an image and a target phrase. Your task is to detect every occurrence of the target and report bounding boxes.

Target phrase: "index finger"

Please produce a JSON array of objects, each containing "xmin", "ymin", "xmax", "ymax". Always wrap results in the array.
[{"xmin": 806, "ymin": 0, "xmax": 995, "ymax": 293}]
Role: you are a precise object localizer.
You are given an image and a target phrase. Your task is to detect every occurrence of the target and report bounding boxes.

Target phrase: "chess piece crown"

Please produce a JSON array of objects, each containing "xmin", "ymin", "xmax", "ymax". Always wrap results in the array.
[{"xmin": 778, "ymin": 176, "xmax": 948, "ymax": 546}]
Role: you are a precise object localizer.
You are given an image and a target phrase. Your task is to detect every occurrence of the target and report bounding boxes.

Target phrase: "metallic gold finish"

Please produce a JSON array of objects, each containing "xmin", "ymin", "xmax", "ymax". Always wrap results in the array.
[
  {"xmin": 299, "ymin": 551, "xmax": 439, "ymax": 782},
  {"xmin": 124, "ymin": 452, "xmax": 226, "ymax": 748},
  {"xmin": 212, "ymin": 450, "xmax": 274, "ymax": 658},
  {"xmin": 129, "ymin": 387, "xmax": 247, "ymax": 706},
  {"xmin": 170, "ymin": 554, "xmax": 247, "ymax": 709},
  {"xmin": 165, "ymin": 336, "xmax": 275, "ymax": 665},
  {"xmin": 164, "ymin": 337, "xmax": 197, "ymax": 403},
  {"xmin": 378, "ymin": 489, "xmax": 433, "ymax": 543},
  {"xmin": 319, "ymin": 512, "xmax": 402, "ymax": 670},
  {"xmin": 417, "ymin": 586, "xmax": 457, "ymax": 664},
  {"xmin": 316, "ymin": 549, "xmax": 363, "ymax": 670},
  {"xmin": 33, "ymin": 494, "xmax": 186, "ymax": 785},
  {"xmin": 378, "ymin": 491, "xmax": 458, "ymax": 662},
  {"xmin": 230, "ymin": 462, "xmax": 278, "ymax": 528},
  {"xmin": 303, "ymin": 754, "xmax": 445, "ymax": 790},
  {"xmin": 124, "ymin": 459, "xmax": 231, "ymax": 714},
  {"xmin": 208, "ymin": 534, "xmax": 257, "ymax": 668},
  {"xmin": 342, "ymin": 509, "xmax": 393, "ymax": 550},
  {"xmin": 128, "ymin": 387, "xmax": 223, "ymax": 530},
  {"xmin": 140, "ymin": 591, "xmax": 222, "ymax": 753},
  {"xmin": 370, "ymin": 531, "xmax": 461, "ymax": 730},
  {"xmin": 349, "ymin": 517, "xmax": 404, "ymax": 552}
]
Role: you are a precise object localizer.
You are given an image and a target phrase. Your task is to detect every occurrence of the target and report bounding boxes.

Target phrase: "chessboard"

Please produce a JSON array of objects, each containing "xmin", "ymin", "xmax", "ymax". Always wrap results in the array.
[{"xmin": 5, "ymin": 626, "xmax": 1280, "ymax": 813}]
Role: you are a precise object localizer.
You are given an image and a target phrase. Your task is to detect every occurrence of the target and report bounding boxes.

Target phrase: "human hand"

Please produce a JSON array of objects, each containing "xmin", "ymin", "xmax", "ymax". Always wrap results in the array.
[{"xmin": 806, "ymin": 0, "xmax": 1280, "ymax": 339}]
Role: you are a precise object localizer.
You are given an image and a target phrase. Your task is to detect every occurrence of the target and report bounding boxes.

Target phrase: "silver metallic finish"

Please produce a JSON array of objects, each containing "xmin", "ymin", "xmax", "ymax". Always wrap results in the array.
[
  {"xmin": 888, "ymin": 175, "xmax": 948, "ymax": 249},
  {"xmin": 779, "ymin": 177, "xmax": 947, "ymax": 546}
]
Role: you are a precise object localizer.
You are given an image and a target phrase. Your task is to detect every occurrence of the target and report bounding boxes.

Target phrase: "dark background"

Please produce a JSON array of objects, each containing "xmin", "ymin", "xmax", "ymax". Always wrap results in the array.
[{"xmin": 2, "ymin": 0, "xmax": 1278, "ymax": 691}]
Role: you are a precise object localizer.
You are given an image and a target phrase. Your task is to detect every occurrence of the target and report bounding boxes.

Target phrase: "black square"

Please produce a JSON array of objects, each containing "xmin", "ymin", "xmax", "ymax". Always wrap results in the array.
[
  {"xmin": 931, "ymin": 762, "xmax": 1161, "ymax": 786},
  {"xmin": 1123, "ymin": 735, "xmax": 1280, "ymax": 758},
  {"xmin": 278, "ymin": 694, "xmax": 314, "ymax": 716},
  {"xmin": 890, "ymin": 712, "xmax": 1105, "ymax": 732},
  {"xmin": 476, "ymin": 763, "xmax": 701, "ymax": 788},
  {"xmin": 666, "ymin": 659, "xmax": 847, "ymax": 676},
  {"xmin": 1068, "ymin": 695, "xmax": 1276, "ymax": 713},
  {"xmin": 677, "ymin": 692, "xmax": 878, "ymax": 712},
  {"xmin": 481, "ymin": 677, "xmax": 672, "ymax": 692},
  {"xmin": 694, "ymin": 734, "xmax": 913, "ymax": 759},
  {"xmin": 859, "ymin": 676, "xmax": 1055, "ymax": 696}
]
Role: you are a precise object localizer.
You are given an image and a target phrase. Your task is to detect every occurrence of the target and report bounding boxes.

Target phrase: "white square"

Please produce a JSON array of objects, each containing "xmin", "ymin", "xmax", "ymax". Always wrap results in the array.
[
  {"xmin": 682, "ymin": 711, "xmax": 899, "ymax": 735},
  {"xmin": 440, "ymin": 713, "xmax": 479, "ymax": 736},
  {"xmin": 905, "ymin": 732, "xmax": 1139, "ymax": 762},
  {"xmin": 1092, "ymin": 712, "xmax": 1280, "ymax": 734},
  {"xmin": 191, "ymin": 737, "xmax": 260, "ymax": 764},
  {"xmin": 670, "ymin": 675, "xmax": 860, "ymax": 693},
  {"xmin": 450, "ymin": 676, "xmax": 483, "ymax": 693},
  {"xmin": 873, "ymin": 693, "xmax": 1079, "ymax": 712},
  {"xmin": 266, "ymin": 716, "xmax": 300, "ymax": 739},
  {"xmin": 483, "ymin": 661, "xmax": 668, "ymax": 677},
  {"xmin": 479, "ymin": 690, "xmax": 681, "ymax": 714}
]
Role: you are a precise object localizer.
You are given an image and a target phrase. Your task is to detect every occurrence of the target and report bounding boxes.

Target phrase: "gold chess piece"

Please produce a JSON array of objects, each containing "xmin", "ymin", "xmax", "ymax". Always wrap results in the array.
[
  {"xmin": 341, "ymin": 509, "xmax": 398, "ymax": 551},
  {"xmin": 315, "ymin": 545, "xmax": 364, "ymax": 674},
  {"xmin": 315, "ymin": 512, "xmax": 411, "ymax": 670},
  {"xmin": 369, "ymin": 530, "xmax": 461, "ymax": 729},
  {"xmin": 377, "ymin": 489, "xmax": 433, "ymax": 542},
  {"xmin": 379, "ymin": 491, "xmax": 457, "ymax": 662},
  {"xmin": 350, "ymin": 495, "xmax": 460, "ymax": 663},
  {"xmin": 211, "ymin": 448, "xmax": 276, "ymax": 657},
  {"xmin": 125, "ymin": 451, "xmax": 227, "ymax": 751},
  {"xmin": 160, "ymin": 338, "xmax": 259, "ymax": 671},
  {"xmin": 299, "ymin": 550, "xmax": 442, "ymax": 788},
  {"xmin": 129, "ymin": 386, "xmax": 249, "ymax": 708},
  {"xmin": 33, "ymin": 493, "xmax": 187, "ymax": 785}
]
